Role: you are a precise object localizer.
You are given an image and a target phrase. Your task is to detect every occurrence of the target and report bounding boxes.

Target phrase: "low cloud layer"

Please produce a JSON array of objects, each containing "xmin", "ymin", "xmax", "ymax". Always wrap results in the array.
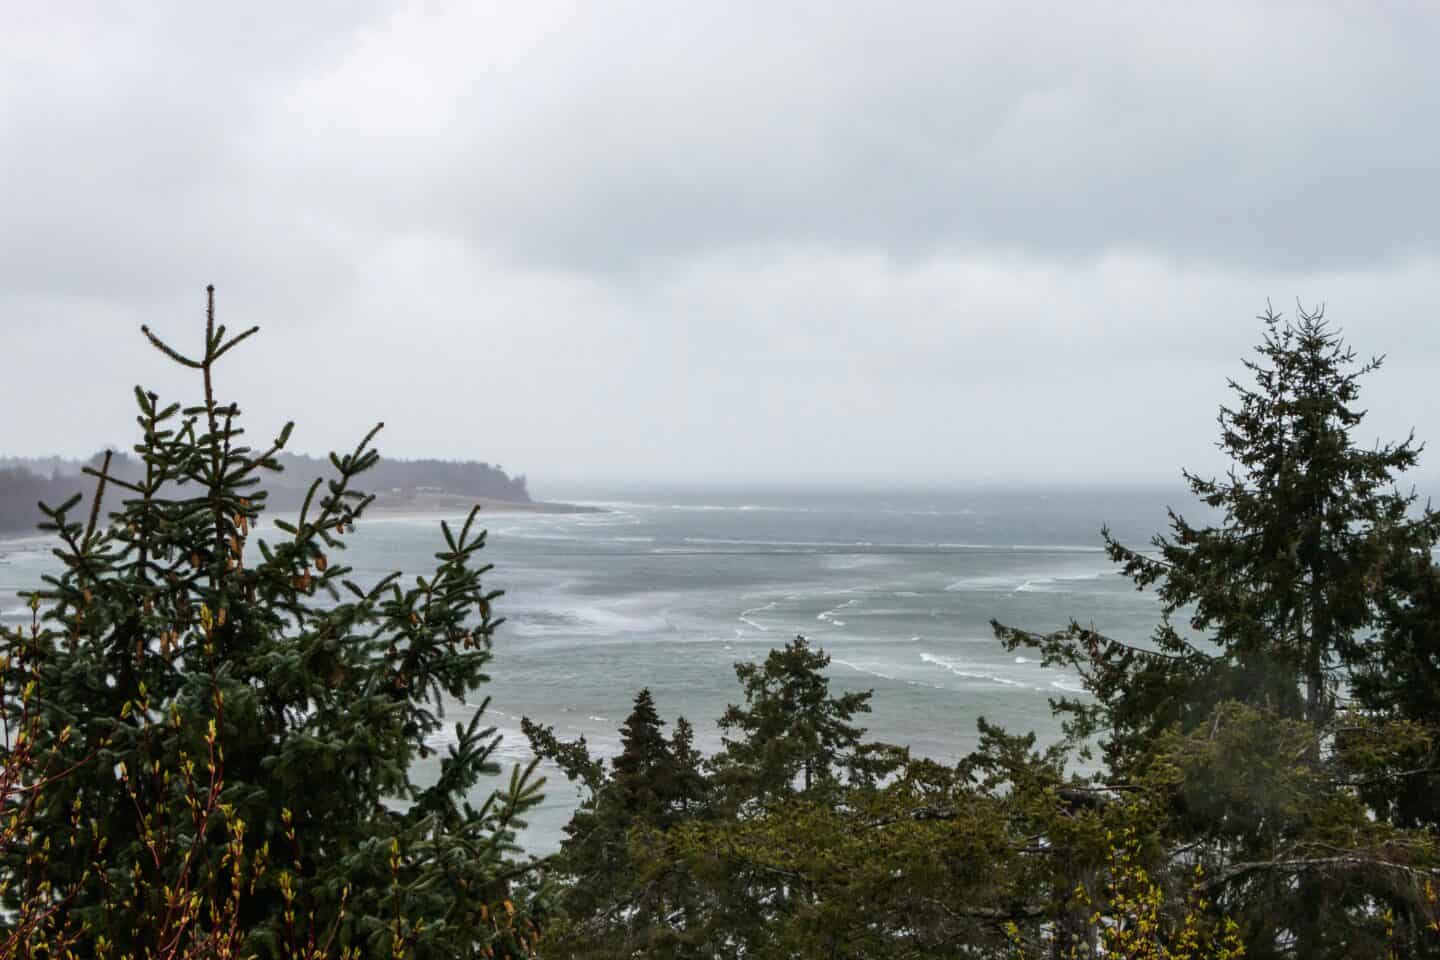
[{"xmin": 5, "ymin": 2, "xmax": 1439, "ymax": 488}]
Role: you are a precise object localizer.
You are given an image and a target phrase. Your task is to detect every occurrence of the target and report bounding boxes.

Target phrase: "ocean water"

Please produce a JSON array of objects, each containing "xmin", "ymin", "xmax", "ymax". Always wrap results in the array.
[{"xmin": 0, "ymin": 485, "xmax": 1195, "ymax": 853}]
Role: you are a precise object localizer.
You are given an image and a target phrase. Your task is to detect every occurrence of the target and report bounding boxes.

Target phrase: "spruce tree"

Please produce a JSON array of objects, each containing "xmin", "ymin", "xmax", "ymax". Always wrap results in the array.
[
  {"xmin": 995, "ymin": 303, "xmax": 1440, "ymax": 958},
  {"xmin": 999, "ymin": 304, "xmax": 1440, "ymax": 765},
  {"xmin": 664, "ymin": 717, "xmax": 708, "ymax": 820},
  {"xmin": 1134, "ymin": 305, "xmax": 1436, "ymax": 723},
  {"xmin": 1351, "ymin": 545, "xmax": 1440, "ymax": 829},
  {"xmin": 612, "ymin": 689, "xmax": 671, "ymax": 809},
  {"xmin": 710, "ymin": 635, "xmax": 876, "ymax": 805},
  {"xmin": 1, "ymin": 288, "xmax": 544, "ymax": 958},
  {"xmin": 523, "ymin": 690, "xmax": 709, "ymax": 958}
]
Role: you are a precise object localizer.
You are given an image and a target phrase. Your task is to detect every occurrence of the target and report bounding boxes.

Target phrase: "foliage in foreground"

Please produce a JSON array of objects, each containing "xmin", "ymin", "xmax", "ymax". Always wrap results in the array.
[
  {"xmin": 527, "ymin": 305, "xmax": 1440, "ymax": 959},
  {"xmin": 0, "ymin": 289, "xmax": 545, "ymax": 958}
]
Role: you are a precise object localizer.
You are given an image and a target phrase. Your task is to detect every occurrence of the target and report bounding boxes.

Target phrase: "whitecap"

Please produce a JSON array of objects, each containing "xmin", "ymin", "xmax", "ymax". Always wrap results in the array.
[
  {"xmin": 919, "ymin": 652, "xmax": 1030, "ymax": 688},
  {"xmin": 944, "ymin": 576, "xmax": 1023, "ymax": 592},
  {"xmin": 739, "ymin": 601, "xmax": 777, "ymax": 632}
]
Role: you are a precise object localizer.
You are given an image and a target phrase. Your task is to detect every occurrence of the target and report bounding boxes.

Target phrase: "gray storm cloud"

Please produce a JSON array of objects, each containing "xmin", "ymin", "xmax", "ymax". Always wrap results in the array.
[{"xmin": 3, "ymin": 1, "xmax": 1438, "ymax": 488}]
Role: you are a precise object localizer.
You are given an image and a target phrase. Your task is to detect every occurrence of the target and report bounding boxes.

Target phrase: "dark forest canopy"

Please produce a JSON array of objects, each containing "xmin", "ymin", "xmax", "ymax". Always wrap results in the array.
[{"xmin": 0, "ymin": 452, "xmax": 529, "ymax": 535}]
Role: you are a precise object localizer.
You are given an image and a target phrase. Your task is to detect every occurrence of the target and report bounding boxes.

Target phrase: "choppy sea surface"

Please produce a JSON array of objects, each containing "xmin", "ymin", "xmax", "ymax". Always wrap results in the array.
[{"xmin": 1, "ymin": 485, "xmax": 1200, "ymax": 853}]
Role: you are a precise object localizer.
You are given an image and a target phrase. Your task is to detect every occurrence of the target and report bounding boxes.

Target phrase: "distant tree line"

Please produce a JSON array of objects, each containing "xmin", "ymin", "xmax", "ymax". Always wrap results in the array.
[
  {"xmin": 277, "ymin": 454, "xmax": 529, "ymax": 504},
  {"xmin": 0, "ymin": 452, "xmax": 141, "ymax": 537},
  {"xmin": 0, "ymin": 452, "xmax": 529, "ymax": 535},
  {"xmin": 0, "ymin": 467, "xmax": 67, "ymax": 537}
]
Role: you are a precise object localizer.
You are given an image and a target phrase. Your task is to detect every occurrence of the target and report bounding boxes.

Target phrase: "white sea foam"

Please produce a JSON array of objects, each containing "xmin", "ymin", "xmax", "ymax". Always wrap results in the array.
[
  {"xmin": 739, "ymin": 601, "xmax": 777, "ymax": 631},
  {"xmin": 946, "ymin": 568, "xmax": 1110, "ymax": 594},
  {"xmin": 816, "ymin": 598, "xmax": 859, "ymax": 626},
  {"xmin": 832, "ymin": 658, "xmax": 898, "ymax": 681},
  {"xmin": 506, "ymin": 598, "xmax": 674, "ymax": 639},
  {"xmin": 686, "ymin": 536, "xmax": 857, "ymax": 549},
  {"xmin": 919, "ymin": 652, "xmax": 1029, "ymax": 688},
  {"xmin": 575, "ymin": 500, "xmax": 813, "ymax": 514},
  {"xmin": 924, "ymin": 542, "xmax": 1109, "ymax": 553},
  {"xmin": 944, "ymin": 576, "xmax": 1024, "ymax": 592},
  {"xmin": 1016, "ymin": 571, "xmax": 1109, "ymax": 593},
  {"xmin": 490, "ymin": 532, "xmax": 583, "ymax": 543}
]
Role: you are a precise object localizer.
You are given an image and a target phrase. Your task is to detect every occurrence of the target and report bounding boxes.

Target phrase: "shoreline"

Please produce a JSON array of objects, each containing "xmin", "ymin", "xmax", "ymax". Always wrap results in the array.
[{"xmin": 0, "ymin": 496, "xmax": 603, "ymax": 546}]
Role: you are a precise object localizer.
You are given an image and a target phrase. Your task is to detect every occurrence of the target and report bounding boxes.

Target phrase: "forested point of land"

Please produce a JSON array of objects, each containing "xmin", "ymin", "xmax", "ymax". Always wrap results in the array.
[{"xmin": 0, "ymin": 452, "xmax": 529, "ymax": 534}]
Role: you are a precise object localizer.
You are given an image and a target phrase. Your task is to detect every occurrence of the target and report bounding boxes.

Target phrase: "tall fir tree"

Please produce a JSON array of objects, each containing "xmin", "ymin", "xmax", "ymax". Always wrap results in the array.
[
  {"xmin": 1110, "ymin": 303, "xmax": 1438, "ymax": 725},
  {"xmin": 710, "ymin": 634, "xmax": 877, "ymax": 806},
  {"xmin": 998, "ymin": 304, "xmax": 1440, "ymax": 768},
  {"xmin": 995, "ymin": 304, "xmax": 1440, "ymax": 958},
  {"xmin": 523, "ymin": 689, "xmax": 710, "ymax": 958},
  {"xmin": 0, "ymin": 289, "xmax": 545, "ymax": 959}
]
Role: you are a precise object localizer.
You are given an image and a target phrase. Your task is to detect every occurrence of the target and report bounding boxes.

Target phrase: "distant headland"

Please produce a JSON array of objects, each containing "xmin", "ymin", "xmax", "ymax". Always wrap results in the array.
[{"xmin": 0, "ymin": 451, "xmax": 596, "ymax": 535}]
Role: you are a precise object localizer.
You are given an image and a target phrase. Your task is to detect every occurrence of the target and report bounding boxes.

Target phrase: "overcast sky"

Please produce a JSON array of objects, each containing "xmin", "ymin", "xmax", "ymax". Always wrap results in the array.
[{"xmin": 4, "ymin": 2, "xmax": 1440, "ymax": 491}]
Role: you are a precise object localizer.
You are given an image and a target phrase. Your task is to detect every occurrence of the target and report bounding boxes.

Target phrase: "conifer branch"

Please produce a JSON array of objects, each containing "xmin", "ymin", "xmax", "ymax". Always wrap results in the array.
[
  {"xmin": 83, "ymin": 450, "xmax": 112, "ymax": 543},
  {"xmin": 140, "ymin": 325, "xmax": 203, "ymax": 369}
]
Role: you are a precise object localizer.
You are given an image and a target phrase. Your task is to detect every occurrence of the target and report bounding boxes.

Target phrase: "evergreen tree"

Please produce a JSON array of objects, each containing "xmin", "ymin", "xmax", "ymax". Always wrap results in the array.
[
  {"xmin": 996, "ymin": 303, "xmax": 1440, "ymax": 958},
  {"xmin": 998, "ymin": 304, "xmax": 1440, "ymax": 767},
  {"xmin": 665, "ymin": 717, "xmax": 708, "ymax": 819},
  {"xmin": 523, "ymin": 689, "xmax": 710, "ymax": 958},
  {"xmin": 612, "ymin": 689, "xmax": 672, "ymax": 811},
  {"xmin": 710, "ymin": 635, "xmax": 876, "ymax": 806},
  {"xmin": 1, "ymin": 289, "xmax": 544, "ymax": 958},
  {"xmin": 1350, "ymin": 548, "xmax": 1440, "ymax": 829},
  {"xmin": 1110, "ymin": 303, "xmax": 1438, "ymax": 726}
]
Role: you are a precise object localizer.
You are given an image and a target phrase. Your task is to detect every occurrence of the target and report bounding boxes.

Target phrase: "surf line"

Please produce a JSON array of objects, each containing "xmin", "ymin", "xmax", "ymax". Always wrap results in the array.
[{"xmin": 738, "ymin": 600, "xmax": 778, "ymax": 631}]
